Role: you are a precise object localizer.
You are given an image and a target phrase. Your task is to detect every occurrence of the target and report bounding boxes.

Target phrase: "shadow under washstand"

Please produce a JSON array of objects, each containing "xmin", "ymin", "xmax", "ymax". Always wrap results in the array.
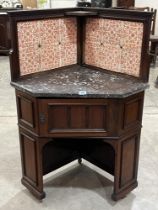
[
  {"xmin": 0, "ymin": 162, "xmax": 136, "ymax": 210},
  {"xmin": 43, "ymin": 162, "xmax": 118, "ymax": 206}
]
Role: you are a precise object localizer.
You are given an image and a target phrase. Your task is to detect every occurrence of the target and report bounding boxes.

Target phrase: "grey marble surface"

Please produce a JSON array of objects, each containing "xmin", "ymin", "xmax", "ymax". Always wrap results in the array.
[{"xmin": 11, "ymin": 65, "xmax": 149, "ymax": 98}]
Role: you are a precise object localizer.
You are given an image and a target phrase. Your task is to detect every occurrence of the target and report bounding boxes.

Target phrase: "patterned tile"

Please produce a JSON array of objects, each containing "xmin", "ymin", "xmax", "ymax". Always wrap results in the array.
[
  {"xmin": 17, "ymin": 17, "xmax": 143, "ymax": 78},
  {"xmin": 40, "ymin": 45, "xmax": 60, "ymax": 71},
  {"xmin": 121, "ymin": 49, "xmax": 141, "ymax": 76},
  {"xmin": 85, "ymin": 18, "xmax": 143, "ymax": 77},
  {"xmin": 17, "ymin": 18, "xmax": 77, "ymax": 76},
  {"xmin": 17, "ymin": 21, "xmax": 40, "ymax": 48}
]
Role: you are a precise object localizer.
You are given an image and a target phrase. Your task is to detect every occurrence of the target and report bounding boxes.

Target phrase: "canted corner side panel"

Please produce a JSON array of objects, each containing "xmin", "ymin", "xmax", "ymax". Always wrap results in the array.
[
  {"xmin": 17, "ymin": 17, "xmax": 77, "ymax": 76},
  {"xmin": 20, "ymin": 133, "xmax": 38, "ymax": 186},
  {"xmin": 17, "ymin": 95, "xmax": 35, "ymax": 129},
  {"xmin": 84, "ymin": 18, "xmax": 143, "ymax": 78},
  {"xmin": 120, "ymin": 136, "xmax": 137, "ymax": 188},
  {"xmin": 123, "ymin": 98, "xmax": 142, "ymax": 129}
]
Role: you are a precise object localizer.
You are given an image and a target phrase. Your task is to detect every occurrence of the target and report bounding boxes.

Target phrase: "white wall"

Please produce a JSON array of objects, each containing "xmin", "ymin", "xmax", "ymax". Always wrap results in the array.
[
  {"xmin": 48, "ymin": 0, "xmax": 158, "ymax": 34},
  {"xmin": 112, "ymin": 0, "xmax": 117, "ymax": 7},
  {"xmin": 135, "ymin": 0, "xmax": 158, "ymax": 34},
  {"xmin": 51, "ymin": 0, "xmax": 116, "ymax": 8},
  {"xmin": 50, "ymin": 0, "xmax": 77, "ymax": 8}
]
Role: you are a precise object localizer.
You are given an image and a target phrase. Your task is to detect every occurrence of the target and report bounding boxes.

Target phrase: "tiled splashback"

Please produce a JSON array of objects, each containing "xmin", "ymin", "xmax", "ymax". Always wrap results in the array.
[
  {"xmin": 17, "ymin": 17, "xmax": 77, "ymax": 76},
  {"xmin": 84, "ymin": 18, "xmax": 143, "ymax": 77},
  {"xmin": 17, "ymin": 17, "xmax": 143, "ymax": 77}
]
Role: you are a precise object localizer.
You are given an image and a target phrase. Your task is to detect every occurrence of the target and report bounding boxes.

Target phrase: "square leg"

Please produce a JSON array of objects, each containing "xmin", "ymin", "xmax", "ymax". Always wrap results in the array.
[
  {"xmin": 19, "ymin": 128, "xmax": 45, "ymax": 199},
  {"xmin": 112, "ymin": 131, "xmax": 140, "ymax": 200}
]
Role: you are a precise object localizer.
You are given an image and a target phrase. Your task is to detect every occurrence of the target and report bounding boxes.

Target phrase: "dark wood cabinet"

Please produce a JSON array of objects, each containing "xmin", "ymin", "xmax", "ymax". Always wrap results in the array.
[
  {"xmin": 8, "ymin": 7, "xmax": 152, "ymax": 201},
  {"xmin": 0, "ymin": 13, "xmax": 10, "ymax": 54},
  {"xmin": 16, "ymin": 89, "xmax": 144, "ymax": 200},
  {"xmin": 0, "ymin": 8, "xmax": 22, "ymax": 54}
]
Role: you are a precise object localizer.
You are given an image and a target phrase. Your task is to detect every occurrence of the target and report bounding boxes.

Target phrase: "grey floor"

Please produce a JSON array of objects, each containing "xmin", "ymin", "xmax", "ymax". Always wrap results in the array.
[{"xmin": 0, "ymin": 56, "xmax": 158, "ymax": 210}]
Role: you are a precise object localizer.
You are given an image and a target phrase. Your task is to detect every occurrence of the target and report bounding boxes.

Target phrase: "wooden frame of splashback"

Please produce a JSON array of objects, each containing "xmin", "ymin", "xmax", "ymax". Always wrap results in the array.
[{"xmin": 8, "ymin": 7, "xmax": 152, "ymax": 82}]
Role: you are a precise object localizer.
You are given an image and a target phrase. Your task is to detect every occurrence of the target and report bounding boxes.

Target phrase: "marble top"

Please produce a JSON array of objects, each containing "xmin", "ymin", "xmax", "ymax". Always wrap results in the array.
[{"xmin": 11, "ymin": 65, "xmax": 149, "ymax": 98}]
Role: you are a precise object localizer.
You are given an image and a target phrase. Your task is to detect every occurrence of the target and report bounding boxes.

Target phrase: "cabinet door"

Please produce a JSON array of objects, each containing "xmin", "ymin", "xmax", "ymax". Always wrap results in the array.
[
  {"xmin": 38, "ymin": 99, "xmax": 109, "ymax": 137},
  {"xmin": 0, "ymin": 16, "xmax": 10, "ymax": 51}
]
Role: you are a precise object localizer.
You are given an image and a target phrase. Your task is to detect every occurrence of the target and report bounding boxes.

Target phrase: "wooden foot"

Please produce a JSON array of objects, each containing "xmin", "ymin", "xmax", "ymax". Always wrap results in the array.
[
  {"xmin": 112, "ymin": 181, "xmax": 138, "ymax": 201},
  {"xmin": 21, "ymin": 178, "xmax": 45, "ymax": 200}
]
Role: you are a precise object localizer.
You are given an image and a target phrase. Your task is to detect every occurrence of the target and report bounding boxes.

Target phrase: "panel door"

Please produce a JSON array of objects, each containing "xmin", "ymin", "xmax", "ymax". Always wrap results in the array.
[{"xmin": 38, "ymin": 99, "xmax": 109, "ymax": 137}]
